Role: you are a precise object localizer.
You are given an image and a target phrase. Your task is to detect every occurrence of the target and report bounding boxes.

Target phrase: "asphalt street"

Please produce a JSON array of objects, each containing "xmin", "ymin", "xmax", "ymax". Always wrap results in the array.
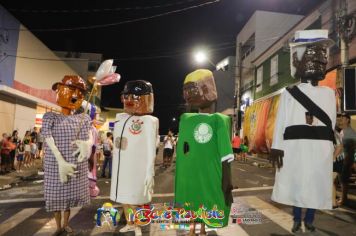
[{"xmin": 0, "ymin": 147, "xmax": 355, "ymax": 235}]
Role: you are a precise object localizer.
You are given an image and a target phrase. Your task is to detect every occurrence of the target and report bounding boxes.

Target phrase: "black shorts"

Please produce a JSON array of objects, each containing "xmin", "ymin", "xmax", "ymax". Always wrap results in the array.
[
  {"xmin": 163, "ymin": 148, "xmax": 173, "ymax": 158},
  {"xmin": 1, "ymin": 153, "xmax": 10, "ymax": 165},
  {"xmin": 340, "ymin": 163, "xmax": 353, "ymax": 184},
  {"xmin": 37, "ymin": 142, "xmax": 43, "ymax": 151},
  {"xmin": 233, "ymin": 148, "xmax": 241, "ymax": 154}
]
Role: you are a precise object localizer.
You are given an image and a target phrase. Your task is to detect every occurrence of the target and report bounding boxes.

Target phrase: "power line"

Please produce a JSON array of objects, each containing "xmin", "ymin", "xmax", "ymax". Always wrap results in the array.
[
  {"xmin": 1, "ymin": 32, "xmax": 293, "ymax": 63},
  {"xmin": 2, "ymin": 0, "xmax": 221, "ymax": 32},
  {"xmin": 7, "ymin": 0, "xmax": 202, "ymax": 13},
  {"xmin": 4, "ymin": 44, "xmax": 234, "ymax": 62}
]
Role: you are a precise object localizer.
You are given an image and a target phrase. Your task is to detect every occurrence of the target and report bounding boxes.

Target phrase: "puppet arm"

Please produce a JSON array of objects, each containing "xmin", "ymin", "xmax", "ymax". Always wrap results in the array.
[
  {"xmin": 144, "ymin": 118, "xmax": 158, "ymax": 198},
  {"xmin": 72, "ymin": 131, "xmax": 94, "ymax": 163},
  {"xmin": 45, "ymin": 137, "xmax": 77, "ymax": 183}
]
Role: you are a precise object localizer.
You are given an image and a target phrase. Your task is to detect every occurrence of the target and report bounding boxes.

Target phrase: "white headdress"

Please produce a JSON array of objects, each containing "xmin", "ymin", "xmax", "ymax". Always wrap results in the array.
[{"xmin": 289, "ymin": 29, "xmax": 334, "ymax": 78}]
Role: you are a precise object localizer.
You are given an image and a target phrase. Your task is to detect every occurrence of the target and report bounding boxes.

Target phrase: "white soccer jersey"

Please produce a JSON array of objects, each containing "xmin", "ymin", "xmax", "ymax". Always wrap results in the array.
[{"xmin": 110, "ymin": 113, "xmax": 159, "ymax": 204}]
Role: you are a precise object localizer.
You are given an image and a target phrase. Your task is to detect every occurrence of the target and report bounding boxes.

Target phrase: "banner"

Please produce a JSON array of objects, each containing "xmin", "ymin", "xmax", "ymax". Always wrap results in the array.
[
  {"xmin": 243, "ymin": 95, "xmax": 280, "ymax": 153},
  {"xmin": 265, "ymin": 95, "xmax": 280, "ymax": 152}
]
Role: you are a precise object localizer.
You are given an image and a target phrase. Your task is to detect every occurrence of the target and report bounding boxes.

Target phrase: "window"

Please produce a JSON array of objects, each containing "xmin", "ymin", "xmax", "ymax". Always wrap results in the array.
[
  {"xmin": 256, "ymin": 66, "xmax": 263, "ymax": 92},
  {"xmin": 270, "ymin": 55, "xmax": 278, "ymax": 86}
]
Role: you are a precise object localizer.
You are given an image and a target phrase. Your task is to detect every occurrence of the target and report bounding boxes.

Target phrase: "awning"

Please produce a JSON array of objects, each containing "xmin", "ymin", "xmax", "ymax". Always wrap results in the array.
[{"xmin": 0, "ymin": 85, "xmax": 60, "ymax": 110}]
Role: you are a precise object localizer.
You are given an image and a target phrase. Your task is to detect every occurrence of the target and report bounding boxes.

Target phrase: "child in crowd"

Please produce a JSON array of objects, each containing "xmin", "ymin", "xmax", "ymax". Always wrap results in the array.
[
  {"xmin": 23, "ymin": 131, "xmax": 31, "ymax": 168},
  {"xmin": 30, "ymin": 141, "xmax": 37, "ymax": 166},
  {"xmin": 17, "ymin": 142, "xmax": 25, "ymax": 172},
  {"xmin": 240, "ymin": 136, "xmax": 249, "ymax": 162}
]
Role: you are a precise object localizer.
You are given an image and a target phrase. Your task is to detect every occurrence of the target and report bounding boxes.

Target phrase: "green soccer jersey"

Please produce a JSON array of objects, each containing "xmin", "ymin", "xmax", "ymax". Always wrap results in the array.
[{"xmin": 175, "ymin": 113, "xmax": 234, "ymax": 227}]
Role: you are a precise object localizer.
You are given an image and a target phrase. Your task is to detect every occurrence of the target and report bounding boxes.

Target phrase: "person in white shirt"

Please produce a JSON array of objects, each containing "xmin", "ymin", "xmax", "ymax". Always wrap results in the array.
[{"xmin": 162, "ymin": 130, "xmax": 175, "ymax": 168}]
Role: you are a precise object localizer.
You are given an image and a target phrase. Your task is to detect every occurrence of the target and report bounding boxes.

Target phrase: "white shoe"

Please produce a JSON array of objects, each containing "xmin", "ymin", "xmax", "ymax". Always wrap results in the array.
[
  {"xmin": 134, "ymin": 226, "xmax": 142, "ymax": 236},
  {"xmin": 119, "ymin": 224, "xmax": 135, "ymax": 233}
]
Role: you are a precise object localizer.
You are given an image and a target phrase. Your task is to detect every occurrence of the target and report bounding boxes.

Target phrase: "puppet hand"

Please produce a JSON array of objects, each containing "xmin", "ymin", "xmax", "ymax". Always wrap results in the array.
[
  {"xmin": 269, "ymin": 148, "xmax": 284, "ymax": 169},
  {"xmin": 144, "ymin": 175, "xmax": 154, "ymax": 197},
  {"xmin": 58, "ymin": 160, "xmax": 77, "ymax": 183},
  {"xmin": 72, "ymin": 139, "xmax": 92, "ymax": 162}
]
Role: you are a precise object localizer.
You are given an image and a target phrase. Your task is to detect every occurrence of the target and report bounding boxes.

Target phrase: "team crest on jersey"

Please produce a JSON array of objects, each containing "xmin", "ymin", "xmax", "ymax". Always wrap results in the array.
[
  {"xmin": 194, "ymin": 123, "xmax": 213, "ymax": 144},
  {"xmin": 129, "ymin": 119, "xmax": 144, "ymax": 135}
]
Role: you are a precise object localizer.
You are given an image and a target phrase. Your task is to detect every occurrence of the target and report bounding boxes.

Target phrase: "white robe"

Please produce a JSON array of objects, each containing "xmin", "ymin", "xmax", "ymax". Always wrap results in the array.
[
  {"xmin": 271, "ymin": 83, "xmax": 336, "ymax": 209},
  {"xmin": 110, "ymin": 113, "xmax": 159, "ymax": 204}
]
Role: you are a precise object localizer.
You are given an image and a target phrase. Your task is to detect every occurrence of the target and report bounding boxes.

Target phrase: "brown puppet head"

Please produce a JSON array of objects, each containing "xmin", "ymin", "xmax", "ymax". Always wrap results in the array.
[
  {"xmin": 52, "ymin": 75, "xmax": 87, "ymax": 115},
  {"xmin": 290, "ymin": 30, "xmax": 334, "ymax": 84},
  {"xmin": 121, "ymin": 80, "xmax": 154, "ymax": 115},
  {"xmin": 183, "ymin": 69, "xmax": 217, "ymax": 109}
]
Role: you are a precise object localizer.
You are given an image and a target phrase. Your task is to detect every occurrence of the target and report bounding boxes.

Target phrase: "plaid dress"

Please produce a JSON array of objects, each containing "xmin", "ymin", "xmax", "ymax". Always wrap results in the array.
[{"xmin": 42, "ymin": 112, "xmax": 91, "ymax": 212}]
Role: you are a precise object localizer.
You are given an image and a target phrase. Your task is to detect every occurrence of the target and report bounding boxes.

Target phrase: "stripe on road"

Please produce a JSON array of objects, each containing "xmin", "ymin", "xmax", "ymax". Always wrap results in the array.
[
  {"xmin": 232, "ymin": 186, "xmax": 273, "ymax": 192},
  {"xmin": 255, "ymin": 174, "xmax": 274, "ymax": 180},
  {"xmin": 33, "ymin": 207, "xmax": 82, "ymax": 236},
  {"xmin": 237, "ymin": 197, "xmax": 330, "ymax": 236},
  {"xmin": 237, "ymin": 167, "xmax": 246, "ymax": 172},
  {"xmin": 240, "ymin": 196, "xmax": 293, "ymax": 232},
  {"xmin": 0, "ymin": 208, "xmax": 41, "ymax": 235},
  {"xmin": 0, "ymin": 187, "xmax": 274, "ymax": 204},
  {"xmin": 0, "ymin": 198, "xmax": 44, "ymax": 204}
]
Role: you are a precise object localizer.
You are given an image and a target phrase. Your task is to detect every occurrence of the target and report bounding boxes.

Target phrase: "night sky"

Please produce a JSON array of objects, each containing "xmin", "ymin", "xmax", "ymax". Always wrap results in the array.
[{"xmin": 0, "ymin": 0, "xmax": 324, "ymax": 133}]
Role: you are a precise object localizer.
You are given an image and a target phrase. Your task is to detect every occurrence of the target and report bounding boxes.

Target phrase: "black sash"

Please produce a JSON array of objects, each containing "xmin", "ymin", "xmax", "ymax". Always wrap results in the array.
[
  {"xmin": 284, "ymin": 86, "xmax": 335, "ymax": 142},
  {"xmin": 284, "ymin": 125, "xmax": 334, "ymax": 141}
]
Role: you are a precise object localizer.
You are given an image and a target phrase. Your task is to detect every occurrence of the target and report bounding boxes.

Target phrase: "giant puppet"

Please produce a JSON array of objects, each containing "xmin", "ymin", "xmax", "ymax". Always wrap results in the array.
[
  {"xmin": 110, "ymin": 80, "xmax": 159, "ymax": 236},
  {"xmin": 175, "ymin": 69, "xmax": 234, "ymax": 235},
  {"xmin": 42, "ymin": 75, "xmax": 93, "ymax": 235},
  {"xmin": 270, "ymin": 30, "xmax": 336, "ymax": 233}
]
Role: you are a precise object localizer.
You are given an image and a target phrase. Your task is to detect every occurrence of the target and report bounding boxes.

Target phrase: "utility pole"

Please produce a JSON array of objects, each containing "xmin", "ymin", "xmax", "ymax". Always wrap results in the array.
[
  {"xmin": 336, "ymin": 0, "xmax": 355, "ymax": 68},
  {"xmin": 338, "ymin": 0, "xmax": 349, "ymax": 68},
  {"xmin": 234, "ymin": 42, "xmax": 243, "ymax": 132}
]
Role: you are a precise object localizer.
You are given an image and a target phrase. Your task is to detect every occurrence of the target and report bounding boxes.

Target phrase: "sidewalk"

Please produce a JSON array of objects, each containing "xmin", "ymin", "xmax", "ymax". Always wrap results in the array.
[{"xmin": 0, "ymin": 159, "xmax": 42, "ymax": 190}]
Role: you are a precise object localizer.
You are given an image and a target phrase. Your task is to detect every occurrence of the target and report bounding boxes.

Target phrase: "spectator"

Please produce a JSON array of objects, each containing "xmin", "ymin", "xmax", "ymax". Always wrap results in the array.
[
  {"xmin": 1, "ymin": 133, "xmax": 10, "ymax": 174},
  {"xmin": 332, "ymin": 127, "xmax": 343, "ymax": 208},
  {"xmin": 16, "ymin": 142, "xmax": 25, "ymax": 172},
  {"xmin": 30, "ymin": 140, "xmax": 37, "ymax": 166},
  {"xmin": 101, "ymin": 132, "xmax": 113, "ymax": 178},
  {"xmin": 10, "ymin": 130, "xmax": 19, "ymax": 171},
  {"xmin": 232, "ymin": 132, "xmax": 242, "ymax": 161},
  {"xmin": 37, "ymin": 128, "xmax": 44, "ymax": 159},
  {"xmin": 162, "ymin": 130, "xmax": 175, "ymax": 168},
  {"xmin": 30, "ymin": 127, "xmax": 38, "ymax": 143},
  {"xmin": 339, "ymin": 112, "xmax": 356, "ymax": 206},
  {"xmin": 23, "ymin": 131, "xmax": 32, "ymax": 168},
  {"xmin": 240, "ymin": 136, "xmax": 249, "ymax": 162}
]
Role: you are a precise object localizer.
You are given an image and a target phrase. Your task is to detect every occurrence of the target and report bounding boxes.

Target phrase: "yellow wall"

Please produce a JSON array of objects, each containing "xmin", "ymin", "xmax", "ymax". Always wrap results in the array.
[
  {"xmin": 0, "ymin": 94, "xmax": 15, "ymax": 136},
  {"xmin": 14, "ymin": 25, "xmax": 77, "ymax": 90},
  {"xmin": 13, "ymin": 100, "xmax": 37, "ymax": 138}
]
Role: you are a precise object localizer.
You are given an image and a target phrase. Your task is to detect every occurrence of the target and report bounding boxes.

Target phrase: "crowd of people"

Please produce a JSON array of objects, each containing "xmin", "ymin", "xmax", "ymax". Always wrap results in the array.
[{"xmin": 0, "ymin": 127, "xmax": 43, "ymax": 174}]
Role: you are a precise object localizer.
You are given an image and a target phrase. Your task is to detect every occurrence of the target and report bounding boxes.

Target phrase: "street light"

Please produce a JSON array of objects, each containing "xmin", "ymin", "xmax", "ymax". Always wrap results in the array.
[
  {"xmin": 194, "ymin": 51, "xmax": 208, "ymax": 64},
  {"xmin": 193, "ymin": 50, "xmax": 217, "ymax": 69}
]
